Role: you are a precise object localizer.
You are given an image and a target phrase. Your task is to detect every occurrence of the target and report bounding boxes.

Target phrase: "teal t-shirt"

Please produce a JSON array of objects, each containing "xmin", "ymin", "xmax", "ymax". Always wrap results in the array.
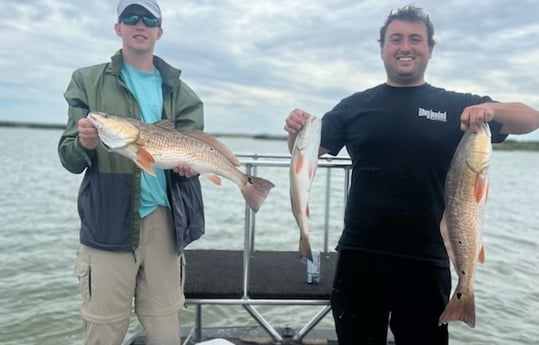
[{"xmin": 121, "ymin": 63, "xmax": 169, "ymax": 218}]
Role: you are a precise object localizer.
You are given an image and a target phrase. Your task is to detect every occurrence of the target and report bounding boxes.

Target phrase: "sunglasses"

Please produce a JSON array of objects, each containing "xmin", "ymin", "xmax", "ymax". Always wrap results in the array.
[{"xmin": 120, "ymin": 14, "xmax": 161, "ymax": 28}]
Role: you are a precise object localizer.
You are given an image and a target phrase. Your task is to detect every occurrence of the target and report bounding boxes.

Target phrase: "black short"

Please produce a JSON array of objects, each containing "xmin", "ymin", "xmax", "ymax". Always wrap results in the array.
[{"xmin": 330, "ymin": 250, "xmax": 451, "ymax": 345}]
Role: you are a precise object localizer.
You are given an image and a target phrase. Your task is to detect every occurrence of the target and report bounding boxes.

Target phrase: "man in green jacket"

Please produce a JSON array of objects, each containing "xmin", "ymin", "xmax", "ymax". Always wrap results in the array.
[{"xmin": 58, "ymin": 1, "xmax": 203, "ymax": 344}]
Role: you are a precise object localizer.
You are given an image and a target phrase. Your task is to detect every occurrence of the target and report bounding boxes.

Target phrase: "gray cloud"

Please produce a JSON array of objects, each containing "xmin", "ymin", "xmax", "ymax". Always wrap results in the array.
[{"xmin": 1, "ymin": 0, "xmax": 537, "ymax": 140}]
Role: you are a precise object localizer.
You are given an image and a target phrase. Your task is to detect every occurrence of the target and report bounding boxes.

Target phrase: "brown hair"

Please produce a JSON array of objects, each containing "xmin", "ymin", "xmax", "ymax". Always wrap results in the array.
[{"xmin": 378, "ymin": 5, "xmax": 435, "ymax": 48}]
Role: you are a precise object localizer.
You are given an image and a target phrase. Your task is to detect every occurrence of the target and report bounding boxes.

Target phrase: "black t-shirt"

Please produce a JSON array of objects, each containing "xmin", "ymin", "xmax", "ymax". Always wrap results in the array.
[{"xmin": 321, "ymin": 83, "xmax": 507, "ymax": 266}]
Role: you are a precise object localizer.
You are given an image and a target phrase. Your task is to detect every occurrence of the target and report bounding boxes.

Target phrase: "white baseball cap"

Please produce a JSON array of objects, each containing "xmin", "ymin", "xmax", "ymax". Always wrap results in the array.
[{"xmin": 117, "ymin": 0, "xmax": 161, "ymax": 19}]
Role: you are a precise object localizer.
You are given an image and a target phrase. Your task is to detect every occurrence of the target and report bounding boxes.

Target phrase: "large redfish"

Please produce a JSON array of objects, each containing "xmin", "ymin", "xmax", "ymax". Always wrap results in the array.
[
  {"xmin": 87, "ymin": 112, "xmax": 275, "ymax": 213},
  {"xmin": 439, "ymin": 122, "xmax": 492, "ymax": 328},
  {"xmin": 289, "ymin": 114, "xmax": 321, "ymax": 262}
]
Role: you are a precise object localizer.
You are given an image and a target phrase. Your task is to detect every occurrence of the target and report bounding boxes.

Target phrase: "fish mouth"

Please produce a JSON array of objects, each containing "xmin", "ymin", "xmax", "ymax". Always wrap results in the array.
[{"xmin": 86, "ymin": 113, "xmax": 104, "ymax": 129}]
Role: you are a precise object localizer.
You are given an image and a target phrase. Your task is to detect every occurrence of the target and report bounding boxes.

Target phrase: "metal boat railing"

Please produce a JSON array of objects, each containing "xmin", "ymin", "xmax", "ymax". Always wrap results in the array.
[
  {"xmin": 237, "ymin": 154, "xmax": 352, "ymax": 252},
  {"xmin": 184, "ymin": 153, "xmax": 352, "ymax": 344}
]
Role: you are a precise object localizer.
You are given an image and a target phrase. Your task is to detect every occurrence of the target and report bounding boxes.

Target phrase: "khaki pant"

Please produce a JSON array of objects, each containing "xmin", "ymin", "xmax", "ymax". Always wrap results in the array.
[{"xmin": 74, "ymin": 207, "xmax": 186, "ymax": 345}]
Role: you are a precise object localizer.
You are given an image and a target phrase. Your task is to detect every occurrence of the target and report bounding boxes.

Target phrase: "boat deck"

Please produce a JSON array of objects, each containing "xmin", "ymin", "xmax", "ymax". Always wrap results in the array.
[{"xmin": 184, "ymin": 250, "xmax": 336, "ymax": 300}]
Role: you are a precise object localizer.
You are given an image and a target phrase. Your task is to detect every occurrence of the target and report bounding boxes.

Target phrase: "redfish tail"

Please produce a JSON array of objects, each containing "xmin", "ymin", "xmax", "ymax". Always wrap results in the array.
[
  {"xmin": 299, "ymin": 234, "xmax": 313, "ymax": 263},
  {"xmin": 439, "ymin": 288, "xmax": 476, "ymax": 328},
  {"xmin": 241, "ymin": 176, "xmax": 275, "ymax": 212}
]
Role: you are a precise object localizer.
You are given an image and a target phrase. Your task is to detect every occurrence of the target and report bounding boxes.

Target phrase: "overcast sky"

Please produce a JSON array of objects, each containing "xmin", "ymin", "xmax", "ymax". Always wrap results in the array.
[{"xmin": 1, "ymin": 0, "xmax": 538, "ymax": 140}]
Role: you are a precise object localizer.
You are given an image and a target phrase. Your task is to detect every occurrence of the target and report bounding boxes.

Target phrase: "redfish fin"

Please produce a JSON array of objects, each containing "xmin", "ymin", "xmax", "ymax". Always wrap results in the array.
[
  {"xmin": 300, "ymin": 234, "xmax": 313, "ymax": 263},
  {"xmin": 240, "ymin": 175, "xmax": 275, "ymax": 212},
  {"xmin": 153, "ymin": 119, "xmax": 176, "ymax": 131},
  {"xmin": 204, "ymin": 173, "xmax": 222, "ymax": 185},
  {"xmin": 184, "ymin": 131, "xmax": 241, "ymax": 166},
  {"xmin": 135, "ymin": 148, "xmax": 156, "ymax": 176},
  {"xmin": 295, "ymin": 153, "xmax": 305, "ymax": 174},
  {"xmin": 475, "ymin": 174, "xmax": 488, "ymax": 203},
  {"xmin": 439, "ymin": 289, "xmax": 476, "ymax": 328},
  {"xmin": 478, "ymin": 244, "xmax": 486, "ymax": 264}
]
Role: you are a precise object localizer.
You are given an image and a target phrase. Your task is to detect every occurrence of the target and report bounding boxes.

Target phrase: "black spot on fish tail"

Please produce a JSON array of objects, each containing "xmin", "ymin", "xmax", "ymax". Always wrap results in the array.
[
  {"xmin": 240, "ymin": 175, "xmax": 275, "ymax": 212},
  {"xmin": 456, "ymin": 292, "xmax": 463, "ymax": 300},
  {"xmin": 461, "ymin": 270, "xmax": 466, "ymax": 275}
]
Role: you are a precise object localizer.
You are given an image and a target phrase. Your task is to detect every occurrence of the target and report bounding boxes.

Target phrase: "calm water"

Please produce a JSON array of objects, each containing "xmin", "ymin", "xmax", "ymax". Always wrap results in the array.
[{"xmin": 0, "ymin": 127, "xmax": 538, "ymax": 345}]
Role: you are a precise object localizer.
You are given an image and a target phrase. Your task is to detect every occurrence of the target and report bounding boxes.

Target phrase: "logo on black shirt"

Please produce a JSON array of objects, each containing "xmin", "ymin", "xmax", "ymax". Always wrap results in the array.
[{"xmin": 418, "ymin": 108, "xmax": 447, "ymax": 122}]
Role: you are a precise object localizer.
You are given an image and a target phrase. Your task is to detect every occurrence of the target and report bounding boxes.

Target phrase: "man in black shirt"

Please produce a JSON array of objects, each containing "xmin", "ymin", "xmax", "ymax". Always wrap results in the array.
[{"xmin": 284, "ymin": 5, "xmax": 539, "ymax": 345}]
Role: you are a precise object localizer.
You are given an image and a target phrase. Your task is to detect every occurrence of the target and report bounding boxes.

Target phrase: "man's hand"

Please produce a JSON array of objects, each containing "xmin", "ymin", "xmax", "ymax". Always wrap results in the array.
[
  {"xmin": 284, "ymin": 108, "xmax": 311, "ymax": 135},
  {"xmin": 285, "ymin": 108, "xmax": 312, "ymax": 153},
  {"xmin": 78, "ymin": 118, "xmax": 99, "ymax": 150},
  {"xmin": 460, "ymin": 104, "xmax": 495, "ymax": 133},
  {"xmin": 173, "ymin": 164, "xmax": 199, "ymax": 177}
]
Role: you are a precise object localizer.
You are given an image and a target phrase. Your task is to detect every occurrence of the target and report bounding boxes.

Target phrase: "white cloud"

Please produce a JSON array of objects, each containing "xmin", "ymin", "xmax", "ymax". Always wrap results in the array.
[{"xmin": 1, "ymin": 0, "xmax": 538, "ymax": 140}]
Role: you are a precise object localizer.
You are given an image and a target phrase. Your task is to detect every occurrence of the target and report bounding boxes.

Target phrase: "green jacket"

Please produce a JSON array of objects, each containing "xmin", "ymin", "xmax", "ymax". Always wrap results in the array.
[{"xmin": 58, "ymin": 50, "xmax": 204, "ymax": 252}]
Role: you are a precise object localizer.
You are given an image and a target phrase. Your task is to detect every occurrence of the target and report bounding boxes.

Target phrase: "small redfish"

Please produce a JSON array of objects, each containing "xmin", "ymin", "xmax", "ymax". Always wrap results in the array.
[{"xmin": 289, "ymin": 114, "xmax": 321, "ymax": 262}]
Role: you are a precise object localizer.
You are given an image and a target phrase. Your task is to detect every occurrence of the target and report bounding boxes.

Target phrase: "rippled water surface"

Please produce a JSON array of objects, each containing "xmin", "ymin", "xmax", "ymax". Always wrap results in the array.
[{"xmin": 0, "ymin": 128, "xmax": 538, "ymax": 345}]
